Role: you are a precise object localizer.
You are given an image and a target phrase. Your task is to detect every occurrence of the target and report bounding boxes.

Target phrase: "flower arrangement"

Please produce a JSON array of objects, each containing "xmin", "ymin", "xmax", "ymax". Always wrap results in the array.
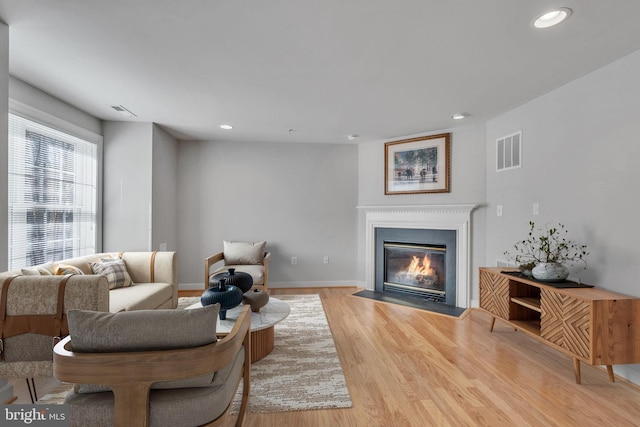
[{"xmin": 504, "ymin": 221, "xmax": 589, "ymax": 270}]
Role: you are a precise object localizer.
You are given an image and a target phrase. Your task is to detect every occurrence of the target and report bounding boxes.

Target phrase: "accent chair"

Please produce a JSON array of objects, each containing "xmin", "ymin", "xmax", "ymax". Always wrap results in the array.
[
  {"xmin": 205, "ymin": 241, "xmax": 270, "ymax": 292},
  {"xmin": 53, "ymin": 304, "xmax": 251, "ymax": 427}
]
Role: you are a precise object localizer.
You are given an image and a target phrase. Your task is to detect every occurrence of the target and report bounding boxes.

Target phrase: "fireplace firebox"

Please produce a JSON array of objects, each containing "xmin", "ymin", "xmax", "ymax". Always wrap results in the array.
[
  {"xmin": 375, "ymin": 227, "xmax": 457, "ymax": 306},
  {"xmin": 383, "ymin": 242, "xmax": 446, "ymax": 301}
]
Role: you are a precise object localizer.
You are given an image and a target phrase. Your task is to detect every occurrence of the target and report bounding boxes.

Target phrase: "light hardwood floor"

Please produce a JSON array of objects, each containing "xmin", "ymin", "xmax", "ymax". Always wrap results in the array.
[{"xmin": 10, "ymin": 287, "xmax": 640, "ymax": 426}]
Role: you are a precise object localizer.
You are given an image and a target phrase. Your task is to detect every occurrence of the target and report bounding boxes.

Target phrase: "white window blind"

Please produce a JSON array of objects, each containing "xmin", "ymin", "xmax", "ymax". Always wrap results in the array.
[{"xmin": 8, "ymin": 114, "xmax": 98, "ymax": 269}]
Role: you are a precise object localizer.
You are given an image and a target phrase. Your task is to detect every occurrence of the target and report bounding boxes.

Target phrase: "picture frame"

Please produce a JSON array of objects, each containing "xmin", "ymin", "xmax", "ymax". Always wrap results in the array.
[{"xmin": 384, "ymin": 133, "xmax": 451, "ymax": 195}]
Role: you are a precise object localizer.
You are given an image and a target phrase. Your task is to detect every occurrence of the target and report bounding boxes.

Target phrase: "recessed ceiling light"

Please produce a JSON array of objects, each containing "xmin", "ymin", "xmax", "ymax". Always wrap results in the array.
[
  {"xmin": 451, "ymin": 113, "xmax": 469, "ymax": 120},
  {"xmin": 220, "ymin": 124, "xmax": 233, "ymax": 130},
  {"xmin": 347, "ymin": 134, "xmax": 359, "ymax": 140},
  {"xmin": 533, "ymin": 8, "xmax": 572, "ymax": 29}
]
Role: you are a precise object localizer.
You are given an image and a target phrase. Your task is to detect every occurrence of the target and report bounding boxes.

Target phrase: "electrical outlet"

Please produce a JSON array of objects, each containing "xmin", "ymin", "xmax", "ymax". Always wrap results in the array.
[
  {"xmin": 533, "ymin": 202, "xmax": 540, "ymax": 216},
  {"xmin": 291, "ymin": 256, "xmax": 297, "ymax": 265},
  {"xmin": 323, "ymin": 256, "xmax": 329, "ymax": 264}
]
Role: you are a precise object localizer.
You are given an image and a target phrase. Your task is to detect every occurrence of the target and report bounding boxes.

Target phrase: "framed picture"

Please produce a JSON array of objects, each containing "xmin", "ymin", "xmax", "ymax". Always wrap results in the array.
[{"xmin": 385, "ymin": 133, "xmax": 451, "ymax": 195}]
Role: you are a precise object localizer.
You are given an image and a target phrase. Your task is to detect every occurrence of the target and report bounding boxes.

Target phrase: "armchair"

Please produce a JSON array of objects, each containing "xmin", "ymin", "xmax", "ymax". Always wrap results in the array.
[
  {"xmin": 53, "ymin": 304, "xmax": 251, "ymax": 427},
  {"xmin": 205, "ymin": 241, "xmax": 270, "ymax": 292}
]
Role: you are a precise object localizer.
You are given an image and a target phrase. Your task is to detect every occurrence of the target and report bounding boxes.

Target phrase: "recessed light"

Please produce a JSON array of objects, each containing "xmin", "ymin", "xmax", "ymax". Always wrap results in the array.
[
  {"xmin": 533, "ymin": 8, "xmax": 572, "ymax": 29},
  {"xmin": 347, "ymin": 134, "xmax": 359, "ymax": 140},
  {"xmin": 451, "ymin": 113, "xmax": 469, "ymax": 120},
  {"xmin": 220, "ymin": 124, "xmax": 233, "ymax": 130}
]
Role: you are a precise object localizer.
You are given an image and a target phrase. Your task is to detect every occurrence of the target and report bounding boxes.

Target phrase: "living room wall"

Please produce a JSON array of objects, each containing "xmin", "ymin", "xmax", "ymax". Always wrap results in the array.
[
  {"xmin": 102, "ymin": 122, "xmax": 179, "ymax": 253},
  {"xmin": 176, "ymin": 140, "xmax": 358, "ymax": 289},
  {"xmin": 356, "ymin": 125, "xmax": 487, "ymax": 304},
  {"xmin": 485, "ymin": 48, "xmax": 640, "ymax": 384},
  {"xmin": 0, "ymin": 22, "xmax": 8, "ymax": 273}
]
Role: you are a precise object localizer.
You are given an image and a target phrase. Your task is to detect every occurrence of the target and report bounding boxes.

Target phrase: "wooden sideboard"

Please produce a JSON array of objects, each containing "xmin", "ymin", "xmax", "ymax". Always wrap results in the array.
[{"xmin": 479, "ymin": 267, "xmax": 640, "ymax": 384}]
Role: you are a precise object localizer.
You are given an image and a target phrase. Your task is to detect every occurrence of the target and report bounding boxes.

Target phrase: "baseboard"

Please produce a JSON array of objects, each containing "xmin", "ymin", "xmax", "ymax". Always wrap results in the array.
[
  {"xmin": 269, "ymin": 280, "xmax": 360, "ymax": 289},
  {"xmin": 613, "ymin": 365, "xmax": 640, "ymax": 387},
  {"xmin": 179, "ymin": 283, "xmax": 205, "ymax": 291},
  {"xmin": 179, "ymin": 280, "xmax": 364, "ymax": 290}
]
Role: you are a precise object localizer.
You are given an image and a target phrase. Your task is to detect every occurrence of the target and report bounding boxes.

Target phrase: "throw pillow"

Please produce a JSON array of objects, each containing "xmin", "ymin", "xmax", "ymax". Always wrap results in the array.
[
  {"xmin": 21, "ymin": 261, "xmax": 55, "ymax": 276},
  {"xmin": 90, "ymin": 258, "xmax": 133, "ymax": 289},
  {"xmin": 67, "ymin": 304, "xmax": 219, "ymax": 353},
  {"xmin": 55, "ymin": 264, "xmax": 85, "ymax": 276},
  {"xmin": 223, "ymin": 240, "xmax": 266, "ymax": 265}
]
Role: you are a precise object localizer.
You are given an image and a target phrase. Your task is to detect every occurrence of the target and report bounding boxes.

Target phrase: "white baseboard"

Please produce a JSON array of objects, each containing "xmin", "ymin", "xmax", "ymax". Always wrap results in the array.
[
  {"xmin": 179, "ymin": 280, "xmax": 363, "ymax": 291},
  {"xmin": 613, "ymin": 365, "xmax": 640, "ymax": 387},
  {"xmin": 269, "ymin": 280, "xmax": 360, "ymax": 289},
  {"xmin": 179, "ymin": 283, "xmax": 204, "ymax": 291}
]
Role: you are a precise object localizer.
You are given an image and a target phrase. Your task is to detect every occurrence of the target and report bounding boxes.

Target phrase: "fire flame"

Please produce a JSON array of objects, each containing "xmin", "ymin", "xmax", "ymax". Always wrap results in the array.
[{"xmin": 404, "ymin": 254, "xmax": 436, "ymax": 277}]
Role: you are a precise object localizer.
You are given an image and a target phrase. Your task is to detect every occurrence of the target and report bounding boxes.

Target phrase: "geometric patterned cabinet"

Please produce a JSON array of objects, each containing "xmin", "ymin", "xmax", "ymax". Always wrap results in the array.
[{"xmin": 479, "ymin": 267, "xmax": 640, "ymax": 384}]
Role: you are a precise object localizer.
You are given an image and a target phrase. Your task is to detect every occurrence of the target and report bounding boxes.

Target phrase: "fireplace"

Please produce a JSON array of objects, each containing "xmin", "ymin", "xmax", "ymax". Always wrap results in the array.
[
  {"xmin": 375, "ymin": 227, "xmax": 457, "ymax": 305},
  {"xmin": 383, "ymin": 242, "xmax": 446, "ymax": 301},
  {"xmin": 361, "ymin": 205, "xmax": 476, "ymax": 308}
]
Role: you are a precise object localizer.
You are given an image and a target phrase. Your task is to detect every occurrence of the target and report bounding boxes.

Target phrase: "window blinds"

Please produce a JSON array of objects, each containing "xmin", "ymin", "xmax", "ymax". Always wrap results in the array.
[{"xmin": 8, "ymin": 114, "xmax": 98, "ymax": 269}]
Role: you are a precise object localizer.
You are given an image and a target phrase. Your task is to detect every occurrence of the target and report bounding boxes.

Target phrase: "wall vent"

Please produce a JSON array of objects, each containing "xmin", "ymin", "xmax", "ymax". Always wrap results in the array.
[{"xmin": 496, "ymin": 131, "xmax": 522, "ymax": 172}]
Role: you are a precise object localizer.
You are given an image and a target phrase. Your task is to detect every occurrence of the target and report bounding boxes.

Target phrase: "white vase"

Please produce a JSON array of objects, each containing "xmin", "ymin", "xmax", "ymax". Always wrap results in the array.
[{"xmin": 532, "ymin": 262, "xmax": 569, "ymax": 282}]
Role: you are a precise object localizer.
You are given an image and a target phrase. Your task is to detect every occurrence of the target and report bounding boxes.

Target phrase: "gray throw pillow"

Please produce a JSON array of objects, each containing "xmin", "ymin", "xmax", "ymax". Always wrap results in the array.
[{"xmin": 67, "ymin": 304, "xmax": 219, "ymax": 353}]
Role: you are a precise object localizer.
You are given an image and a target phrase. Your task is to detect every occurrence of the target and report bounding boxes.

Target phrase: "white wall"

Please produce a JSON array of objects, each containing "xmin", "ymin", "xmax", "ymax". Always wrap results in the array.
[
  {"xmin": 0, "ymin": 22, "xmax": 8, "ymax": 273},
  {"xmin": 9, "ymin": 76, "xmax": 101, "ymax": 137},
  {"xmin": 356, "ymin": 125, "xmax": 487, "ymax": 303},
  {"xmin": 485, "ymin": 48, "xmax": 640, "ymax": 384},
  {"xmin": 151, "ymin": 124, "xmax": 178, "ymax": 251},
  {"xmin": 102, "ymin": 122, "xmax": 153, "ymax": 251},
  {"xmin": 177, "ymin": 140, "xmax": 358, "ymax": 288}
]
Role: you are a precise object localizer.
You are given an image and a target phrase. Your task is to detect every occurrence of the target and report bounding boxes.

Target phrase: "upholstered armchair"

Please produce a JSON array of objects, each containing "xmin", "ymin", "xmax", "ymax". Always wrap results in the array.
[
  {"xmin": 205, "ymin": 241, "xmax": 270, "ymax": 292},
  {"xmin": 53, "ymin": 304, "xmax": 251, "ymax": 427}
]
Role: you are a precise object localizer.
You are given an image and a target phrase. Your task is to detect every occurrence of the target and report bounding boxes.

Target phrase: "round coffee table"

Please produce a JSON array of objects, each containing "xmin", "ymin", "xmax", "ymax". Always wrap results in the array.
[{"xmin": 187, "ymin": 298, "xmax": 290, "ymax": 362}]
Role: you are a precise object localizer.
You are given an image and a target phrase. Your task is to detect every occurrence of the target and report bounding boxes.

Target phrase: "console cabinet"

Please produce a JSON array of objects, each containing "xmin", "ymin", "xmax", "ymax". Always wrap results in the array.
[{"xmin": 479, "ymin": 267, "xmax": 640, "ymax": 384}]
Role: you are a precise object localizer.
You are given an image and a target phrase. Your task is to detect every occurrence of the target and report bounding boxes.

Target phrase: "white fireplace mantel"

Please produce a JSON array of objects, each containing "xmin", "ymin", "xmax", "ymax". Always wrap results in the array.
[{"xmin": 358, "ymin": 204, "xmax": 477, "ymax": 308}]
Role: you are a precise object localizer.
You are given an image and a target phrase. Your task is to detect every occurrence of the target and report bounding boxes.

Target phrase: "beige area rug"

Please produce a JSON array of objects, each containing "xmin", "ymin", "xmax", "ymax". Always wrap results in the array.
[{"xmin": 39, "ymin": 294, "xmax": 352, "ymax": 413}]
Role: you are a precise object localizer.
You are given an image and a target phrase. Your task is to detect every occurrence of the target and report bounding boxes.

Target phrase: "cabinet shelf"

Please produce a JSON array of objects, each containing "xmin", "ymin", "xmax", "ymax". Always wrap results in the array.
[
  {"xmin": 511, "ymin": 297, "xmax": 541, "ymax": 313},
  {"xmin": 511, "ymin": 319, "xmax": 541, "ymax": 336}
]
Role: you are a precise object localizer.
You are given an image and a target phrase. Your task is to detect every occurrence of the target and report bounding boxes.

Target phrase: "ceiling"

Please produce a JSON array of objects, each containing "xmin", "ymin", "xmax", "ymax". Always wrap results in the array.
[{"xmin": 1, "ymin": 0, "xmax": 640, "ymax": 144}]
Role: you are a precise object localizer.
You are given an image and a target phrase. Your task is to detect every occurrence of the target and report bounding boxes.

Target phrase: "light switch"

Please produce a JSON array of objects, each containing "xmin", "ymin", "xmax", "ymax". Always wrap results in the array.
[{"xmin": 497, "ymin": 205, "xmax": 503, "ymax": 217}]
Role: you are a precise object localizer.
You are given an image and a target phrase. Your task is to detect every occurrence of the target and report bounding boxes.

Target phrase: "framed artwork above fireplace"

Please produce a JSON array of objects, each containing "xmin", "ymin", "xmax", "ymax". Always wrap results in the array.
[{"xmin": 384, "ymin": 133, "xmax": 451, "ymax": 195}]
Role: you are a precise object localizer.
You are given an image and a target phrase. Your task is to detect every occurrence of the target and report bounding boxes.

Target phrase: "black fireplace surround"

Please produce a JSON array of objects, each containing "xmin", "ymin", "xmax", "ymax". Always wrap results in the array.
[{"xmin": 375, "ymin": 227, "xmax": 457, "ymax": 306}]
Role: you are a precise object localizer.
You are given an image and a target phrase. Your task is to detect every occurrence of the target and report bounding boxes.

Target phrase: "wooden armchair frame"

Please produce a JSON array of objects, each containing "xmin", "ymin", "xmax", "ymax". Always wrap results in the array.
[
  {"xmin": 205, "ymin": 251, "xmax": 271, "ymax": 292},
  {"xmin": 53, "ymin": 305, "xmax": 252, "ymax": 427}
]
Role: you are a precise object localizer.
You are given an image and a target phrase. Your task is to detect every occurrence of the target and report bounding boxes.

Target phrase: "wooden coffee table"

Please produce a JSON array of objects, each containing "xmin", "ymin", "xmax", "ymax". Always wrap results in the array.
[{"xmin": 187, "ymin": 298, "xmax": 290, "ymax": 362}]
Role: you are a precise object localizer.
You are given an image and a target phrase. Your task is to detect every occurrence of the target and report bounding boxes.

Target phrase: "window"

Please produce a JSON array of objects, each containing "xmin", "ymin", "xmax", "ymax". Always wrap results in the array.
[{"xmin": 8, "ymin": 114, "xmax": 98, "ymax": 269}]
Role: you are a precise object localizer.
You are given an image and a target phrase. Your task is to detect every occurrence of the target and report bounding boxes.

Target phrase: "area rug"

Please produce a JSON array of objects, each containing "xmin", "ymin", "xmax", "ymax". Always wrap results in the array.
[{"xmin": 39, "ymin": 294, "xmax": 352, "ymax": 414}]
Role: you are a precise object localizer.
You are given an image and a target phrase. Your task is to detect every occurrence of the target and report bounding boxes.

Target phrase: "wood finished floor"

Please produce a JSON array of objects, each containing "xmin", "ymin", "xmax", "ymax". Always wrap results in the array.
[{"xmin": 10, "ymin": 287, "xmax": 640, "ymax": 426}]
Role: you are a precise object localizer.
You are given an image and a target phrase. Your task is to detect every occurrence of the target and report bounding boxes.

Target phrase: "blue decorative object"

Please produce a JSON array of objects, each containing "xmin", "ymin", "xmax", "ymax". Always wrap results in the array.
[
  {"xmin": 201, "ymin": 278, "xmax": 243, "ymax": 320},
  {"xmin": 209, "ymin": 268, "xmax": 253, "ymax": 293}
]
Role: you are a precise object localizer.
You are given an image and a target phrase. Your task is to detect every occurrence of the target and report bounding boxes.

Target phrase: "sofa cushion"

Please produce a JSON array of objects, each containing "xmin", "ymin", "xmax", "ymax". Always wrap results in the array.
[
  {"xmin": 90, "ymin": 258, "xmax": 133, "ymax": 289},
  {"xmin": 108, "ymin": 282, "xmax": 173, "ymax": 312},
  {"xmin": 223, "ymin": 240, "xmax": 266, "ymax": 265},
  {"xmin": 67, "ymin": 303, "xmax": 219, "ymax": 353}
]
